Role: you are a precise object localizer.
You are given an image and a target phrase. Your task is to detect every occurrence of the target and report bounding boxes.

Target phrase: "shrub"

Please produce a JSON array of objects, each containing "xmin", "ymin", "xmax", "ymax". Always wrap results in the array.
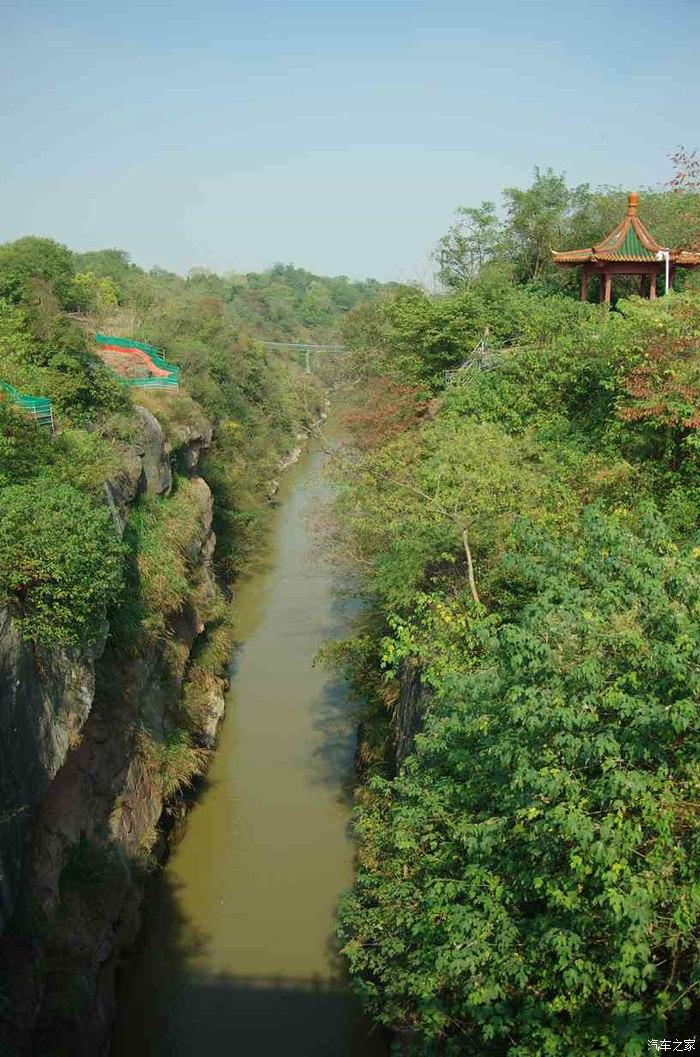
[
  {"xmin": 0, "ymin": 403, "xmax": 55, "ymax": 487},
  {"xmin": 139, "ymin": 728, "xmax": 208, "ymax": 798},
  {"xmin": 0, "ymin": 479, "xmax": 123, "ymax": 646},
  {"xmin": 339, "ymin": 508, "xmax": 700, "ymax": 1054}
]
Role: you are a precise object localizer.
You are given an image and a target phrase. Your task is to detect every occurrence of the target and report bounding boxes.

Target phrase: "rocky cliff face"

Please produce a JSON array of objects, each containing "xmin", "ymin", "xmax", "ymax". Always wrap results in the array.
[
  {"xmin": 0, "ymin": 403, "xmax": 225, "ymax": 1056},
  {"xmin": 102, "ymin": 406, "xmax": 173, "ymax": 536},
  {"xmin": 0, "ymin": 613, "xmax": 104, "ymax": 933},
  {"xmin": 392, "ymin": 663, "xmax": 430, "ymax": 770}
]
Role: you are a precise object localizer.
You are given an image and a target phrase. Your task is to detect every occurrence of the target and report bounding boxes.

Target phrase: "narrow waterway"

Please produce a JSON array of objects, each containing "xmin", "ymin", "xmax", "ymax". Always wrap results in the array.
[{"xmin": 111, "ymin": 443, "xmax": 386, "ymax": 1057}]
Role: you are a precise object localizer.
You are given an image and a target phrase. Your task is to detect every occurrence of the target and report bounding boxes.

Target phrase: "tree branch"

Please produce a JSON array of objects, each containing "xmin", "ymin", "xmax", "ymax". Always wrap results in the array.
[
  {"xmin": 331, "ymin": 456, "xmax": 483, "ymax": 605},
  {"xmin": 461, "ymin": 527, "xmax": 480, "ymax": 605}
]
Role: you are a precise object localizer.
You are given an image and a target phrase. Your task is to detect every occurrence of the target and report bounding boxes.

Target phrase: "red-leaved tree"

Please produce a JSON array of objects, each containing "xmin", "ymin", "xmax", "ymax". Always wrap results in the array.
[{"xmin": 340, "ymin": 377, "xmax": 428, "ymax": 451}]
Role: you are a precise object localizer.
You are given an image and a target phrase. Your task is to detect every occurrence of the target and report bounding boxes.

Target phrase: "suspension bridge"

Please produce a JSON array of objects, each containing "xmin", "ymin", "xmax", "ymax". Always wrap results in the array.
[{"xmin": 261, "ymin": 341, "xmax": 346, "ymax": 373}]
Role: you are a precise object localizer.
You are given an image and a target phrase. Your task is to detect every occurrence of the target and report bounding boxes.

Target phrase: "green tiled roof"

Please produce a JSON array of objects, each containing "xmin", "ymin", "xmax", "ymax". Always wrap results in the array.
[{"xmin": 617, "ymin": 226, "xmax": 655, "ymax": 258}]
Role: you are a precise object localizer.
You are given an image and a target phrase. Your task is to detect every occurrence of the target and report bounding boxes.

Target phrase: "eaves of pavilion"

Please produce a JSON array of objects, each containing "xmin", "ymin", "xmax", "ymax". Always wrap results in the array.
[{"xmin": 551, "ymin": 192, "xmax": 700, "ymax": 303}]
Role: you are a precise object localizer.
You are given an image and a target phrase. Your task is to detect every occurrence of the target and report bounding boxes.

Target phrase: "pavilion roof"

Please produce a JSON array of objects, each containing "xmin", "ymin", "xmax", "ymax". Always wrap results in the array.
[{"xmin": 552, "ymin": 193, "xmax": 700, "ymax": 267}]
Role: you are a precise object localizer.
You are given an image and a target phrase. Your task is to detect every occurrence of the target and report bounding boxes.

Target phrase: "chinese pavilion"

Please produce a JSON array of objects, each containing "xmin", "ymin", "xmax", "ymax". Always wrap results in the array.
[{"xmin": 551, "ymin": 192, "xmax": 700, "ymax": 303}]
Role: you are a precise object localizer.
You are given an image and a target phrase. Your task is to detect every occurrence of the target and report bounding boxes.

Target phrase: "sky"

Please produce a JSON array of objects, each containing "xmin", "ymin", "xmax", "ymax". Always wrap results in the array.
[{"xmin": 2, "ymin": 0, "xmax": 698, "ymax": 282}]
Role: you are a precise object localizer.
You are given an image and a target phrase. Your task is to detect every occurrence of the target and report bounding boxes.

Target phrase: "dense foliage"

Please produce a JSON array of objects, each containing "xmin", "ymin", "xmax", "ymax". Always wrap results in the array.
[
  {"xmin": 0, "ymin": 233, "xmax": 378, "ymax": 650},
  {"xmin": 332, "ymin": 250, "xmax": 700, "ymax": 1052},
  {"xmin": 0, "ymin": 479, "xmax": 123, "ymax": 647},
  {"xmin": 73, "ymin": 250, "xmax": 383, "ymax": 341}
]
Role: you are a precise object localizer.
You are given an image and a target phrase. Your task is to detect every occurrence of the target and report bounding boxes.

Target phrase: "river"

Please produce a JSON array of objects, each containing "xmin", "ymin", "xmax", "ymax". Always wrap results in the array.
[{"xmin": 110, "ymin": 442, "xmax": 387, "ymax": 1057}]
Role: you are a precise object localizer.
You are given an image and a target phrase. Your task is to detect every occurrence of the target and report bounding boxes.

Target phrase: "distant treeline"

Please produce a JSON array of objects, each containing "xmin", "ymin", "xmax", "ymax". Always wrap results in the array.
[{"xmin": 72, "ymin": 249, "xmax": 386, "ymax": 341}]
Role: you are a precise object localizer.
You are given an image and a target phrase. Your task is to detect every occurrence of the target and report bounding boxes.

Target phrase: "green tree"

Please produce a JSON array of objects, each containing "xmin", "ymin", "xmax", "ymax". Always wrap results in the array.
[
  {"xmin": 0, "ymin": 479, "xmax": 124, "ymax": 646},
  {"xmin": 502, "ymin": 167, "xmax": 591, "ymax": 282},
  {"xmin": 301, "ymin": 279, "xmax": 334, "ymax": 325},
  {"xmin": 70, "ymin": 271, "xmax": 119, "ymax": 313},
  {"xmin": 0, "ymin": 237, "xmax": 76, "ymax": 307},
  {"xmin": 73, "ymin": 248, "xmax": 135, "ymax": 288},
  {"xmin": 435, "ymin": 201, "xmax": 504, "ymax": 287},
  {"xmin": 339, "ymin": 508, "xmax": 700, "ymax": 1055}
]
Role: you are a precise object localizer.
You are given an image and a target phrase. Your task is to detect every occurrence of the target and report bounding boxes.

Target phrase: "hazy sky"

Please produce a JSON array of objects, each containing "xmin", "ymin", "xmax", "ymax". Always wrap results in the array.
[{"xmin": 2, "ymin": 0, "xmax": 698, "ymax": 281}]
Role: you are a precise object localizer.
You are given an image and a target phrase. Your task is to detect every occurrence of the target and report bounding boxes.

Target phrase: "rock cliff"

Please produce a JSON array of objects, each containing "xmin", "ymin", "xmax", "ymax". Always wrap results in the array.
[
  {"xmin": 392, "ymin": 663, "xmax": 429, "ymax": 770},
  {"xmin": 0, "ymin": 613, "xmax": 104, "ymax": 933},
  {"xmin": 0, "ymin": 402, "xmax": 225, "ymax": 1056}
]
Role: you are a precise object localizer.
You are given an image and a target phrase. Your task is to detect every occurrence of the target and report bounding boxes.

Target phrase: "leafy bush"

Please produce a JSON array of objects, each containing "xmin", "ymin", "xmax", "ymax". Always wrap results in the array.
[
  {"xmin": 0, "ymin": 479, "xmax": 123, "ymax": 646},
  {"xmin": 139, "ymin": 727, "xmax": 208, "ymax": 798},
  {"xmin": 0, "ymin": 403, "xmax": 55, "ymax": 487},
  {"xmin": 339, "ymin": 508, "xmax": 700, "ymax": 1054}
]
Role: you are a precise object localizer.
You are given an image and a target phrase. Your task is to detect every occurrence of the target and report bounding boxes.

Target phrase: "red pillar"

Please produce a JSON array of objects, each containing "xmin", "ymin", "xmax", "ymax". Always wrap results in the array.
[
  {"xmin": 580, "ymin": 268, "xmax": 589, "ymax": 302},
  {"xmin": 649, "ymin": 271, "xmax": 657, "ymax": 299},
  {"xmin": 602, "ymin": 272, "xmax": 612, "ymax": 303}
]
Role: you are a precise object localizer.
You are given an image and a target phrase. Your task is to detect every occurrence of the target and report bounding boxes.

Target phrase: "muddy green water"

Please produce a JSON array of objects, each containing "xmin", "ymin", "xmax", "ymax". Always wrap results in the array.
[{"xmin": 111, "ymin": 445, "xmax": 386, "ymax": 1057}]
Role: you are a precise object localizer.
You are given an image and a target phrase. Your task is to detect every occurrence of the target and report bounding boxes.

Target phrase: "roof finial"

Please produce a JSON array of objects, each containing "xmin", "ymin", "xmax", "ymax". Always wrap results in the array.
[{"xmin": 627, "ymin": 191, "xmax": 639, "ymax": 216}]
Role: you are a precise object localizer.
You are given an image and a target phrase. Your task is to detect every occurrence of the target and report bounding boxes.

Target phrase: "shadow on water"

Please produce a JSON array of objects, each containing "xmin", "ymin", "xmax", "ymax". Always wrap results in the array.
[
  {"xmin": 306, "ymin": 672, "xmax": 362, "ymax": 802},
  {"xmin": 303, "ymin": 534, "xmax": 367, "ymax": 800},
  {"xmin": 112, "ymin": 869, "xmax": 388, "ymax": 1057}
]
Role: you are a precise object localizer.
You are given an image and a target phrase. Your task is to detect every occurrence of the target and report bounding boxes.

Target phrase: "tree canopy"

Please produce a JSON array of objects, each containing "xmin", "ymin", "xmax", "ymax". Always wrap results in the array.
[
  {"xmin": 331, "ymin": 208, "xmax": 700, "ymax": 1052},
  {"xmin": 0, "ymin": 479, "xmax": 123, "ymax": 647}
]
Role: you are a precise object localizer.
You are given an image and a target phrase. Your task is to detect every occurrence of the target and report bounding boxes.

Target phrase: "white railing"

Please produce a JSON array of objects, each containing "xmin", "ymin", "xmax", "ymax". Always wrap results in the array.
[{"xmin": 443, "ymin": 334, "xmax": 502, "ymax": 387}]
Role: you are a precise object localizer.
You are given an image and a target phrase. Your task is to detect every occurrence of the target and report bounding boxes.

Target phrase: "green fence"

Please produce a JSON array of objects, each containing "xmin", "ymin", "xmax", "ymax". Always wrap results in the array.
[
  {"xmin": 95, "ymin": 334, "xmax": 180, "ymax": 388},
  {"xmin": 0, "ymin": 381, "xmax": 54, "ymax": 429}
]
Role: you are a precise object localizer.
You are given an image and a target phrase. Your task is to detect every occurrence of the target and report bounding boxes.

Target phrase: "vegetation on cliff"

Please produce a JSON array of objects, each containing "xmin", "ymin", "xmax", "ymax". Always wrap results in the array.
[
  {"xmin": 0, "ymin": 236, "xmax": 358, "ymax": 645},
  {"xmin": 331, "ymin": 169, "xmax": 700, "ymax": 1055}
]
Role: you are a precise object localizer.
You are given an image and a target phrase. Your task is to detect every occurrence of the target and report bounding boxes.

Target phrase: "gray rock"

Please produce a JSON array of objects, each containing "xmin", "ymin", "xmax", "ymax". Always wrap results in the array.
[
  {"xmin": 393, "ymin": 663, "xmax": 430, "ymax": 769},
  {"xmin": 0, "ymin": 607, "xmax": 105, "ymax": 932},
  {"xmin": 132, "ymin": 406, "xmax": 172, "ymax": 497}
]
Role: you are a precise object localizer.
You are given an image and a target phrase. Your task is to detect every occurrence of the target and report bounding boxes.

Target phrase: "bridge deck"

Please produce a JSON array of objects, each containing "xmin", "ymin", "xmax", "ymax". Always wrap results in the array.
[{"xmin": 261, "ymin": 342, "xmax": 346, "ymax": 352}]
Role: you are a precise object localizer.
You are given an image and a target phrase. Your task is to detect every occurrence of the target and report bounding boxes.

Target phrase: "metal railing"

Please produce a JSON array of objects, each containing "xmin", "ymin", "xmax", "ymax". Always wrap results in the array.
[
  {"xmin": 0, "ymin": 381, "xmax": 55, "ymax": 430},
  {"xmin": 443, "ymin": 334, "xmax": 503, "ymax": 387},
  {"xmin": 95, "ymin": 334, "xmax": 180, "ymax": 388}
]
